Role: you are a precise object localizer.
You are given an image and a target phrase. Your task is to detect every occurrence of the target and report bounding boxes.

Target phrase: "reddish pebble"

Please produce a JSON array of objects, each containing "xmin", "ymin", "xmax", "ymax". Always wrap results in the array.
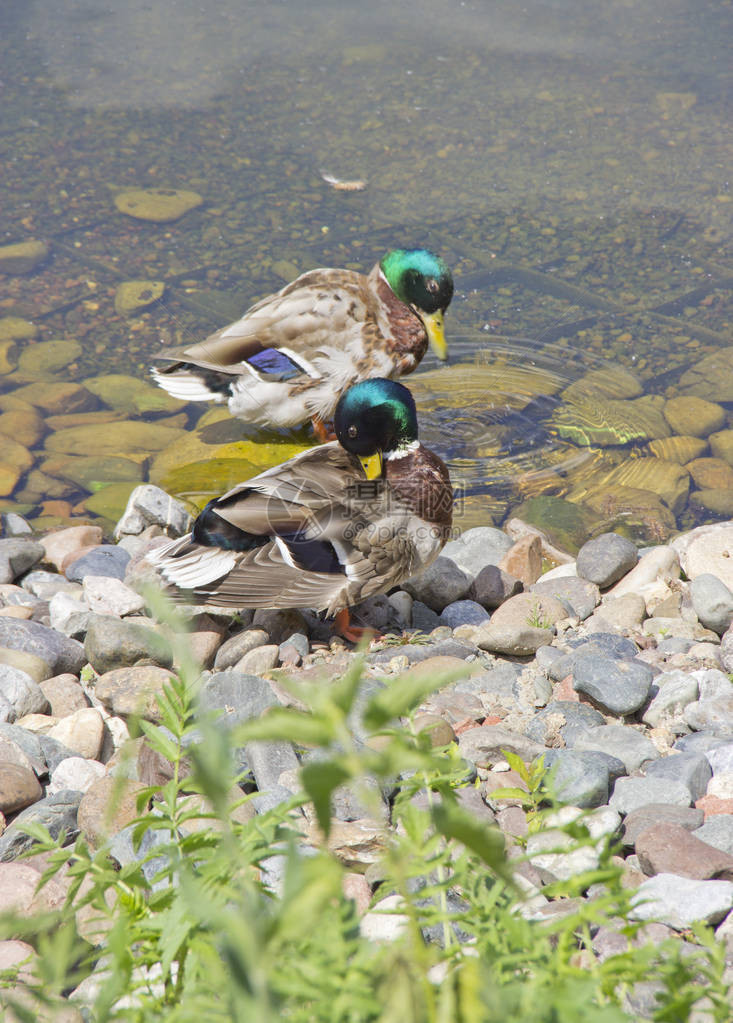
[
  {"xmin": 695, "ymin": 794, "xmax": 733, "ymax": 819},
  {"xmin": 555, "ymin": 676, "xmax": 579, "ymax": 701}
]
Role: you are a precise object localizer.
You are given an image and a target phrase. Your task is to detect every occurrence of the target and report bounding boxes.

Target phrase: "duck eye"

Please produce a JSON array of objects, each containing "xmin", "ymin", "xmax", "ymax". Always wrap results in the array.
[
  {"xmin": 426, "ymin": 278, "xmax": 439, "ymax": 294},
  {"xmin": 348, "ymin": 425, "xmax": 358, "ymax": 438}
]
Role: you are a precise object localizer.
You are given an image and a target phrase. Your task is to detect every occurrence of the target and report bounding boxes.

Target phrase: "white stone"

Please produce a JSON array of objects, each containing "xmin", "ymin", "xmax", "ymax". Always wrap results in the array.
[
  {"xmin": 609, "ymin": 546, "xmax": 680, "ymax": 598},
  {"xmin": 642, "ymin": 671, "xmax": 700, "ymax": 727},
  {"xmin": 82, "ymin": 575, "xmax": 145, "ymax": 617},
  {"xmin": 359, "ymin": 894, "xmax": 409, "ymax": 943},
  {"xmin": 631, "ymin": 874, "xmax": 733, "ymax": 929},
  {"xmin": 48, "ymin": 708, "xmax": 105, "ymax": 759},
  {"xmin": 707, "ymin": 773, "xmax": 733, "ymax": 799},
  {"xmin": 48, "ymin": 757, "xmax": 106, "ymax": 795},
  {"xmin": 536, "ymin": 562, "xmax": 578, "ymax": 582},
  {"xmin": 672, "ymin": 523, "xmax": 733, "ymax": 590}
]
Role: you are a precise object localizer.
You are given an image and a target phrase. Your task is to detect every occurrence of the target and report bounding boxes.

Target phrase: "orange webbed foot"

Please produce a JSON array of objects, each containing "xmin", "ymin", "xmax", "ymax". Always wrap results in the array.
[
  {"xmin": 311, "ymin": 416, "xmax": 337, "ymax": 443},
  {"xmin": 333, "ymin": 608, "xmax": 381, "ymax": 645}
]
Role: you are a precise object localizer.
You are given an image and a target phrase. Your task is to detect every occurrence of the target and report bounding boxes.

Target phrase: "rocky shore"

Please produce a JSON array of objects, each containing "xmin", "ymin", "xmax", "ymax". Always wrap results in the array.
[{"xmin": 3, "ymin": 483, "xmax": 733, "ymax": 1015}]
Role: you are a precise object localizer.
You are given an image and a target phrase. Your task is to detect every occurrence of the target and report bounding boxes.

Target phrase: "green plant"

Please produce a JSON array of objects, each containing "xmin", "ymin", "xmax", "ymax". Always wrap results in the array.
[
  {"xmin": 527, "ymin": 603, "xmax": 553, "ymax": 630},
  {"xmin": 0, "ymin": 595, "xmax": 729, "ymax": 1021}
]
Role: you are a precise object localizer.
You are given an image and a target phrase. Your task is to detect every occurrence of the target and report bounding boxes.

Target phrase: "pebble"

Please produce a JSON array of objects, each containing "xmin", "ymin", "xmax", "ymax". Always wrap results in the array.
[
  {"xmin": 0, "ymin": 664, "xmax": 50, "ymax": 719},
  {"xmin": 621, "ymin": 804, "xmax": 705, "ymax": 847},
  {"xmin": 576, "ymin": 532, "xmax": 639, "ymax": 588},
  {"xmin": 84, "ymin": 615, "xmax": 172, "ymax": 674},
  {"xmin": 635, "ymin": 821, "xmax": 733, "ymax": 880},
  {"xmin": 631, "ymin": 874, "xmax": 733, "ymax": 929},
  {"xmin": 573, "ymin": 725, "xmax": 660, "ymax": 772},
  {"xmin": 47, "ymin": 757, "xmax": 106, "ymax": 795},
  {"xmin": 94, "ymin": 665, "xmax": 175, "ymax": 723},
  {"xmin": 0, "ymin": 762, "xmax": 43, "ymax": 815},
  {"xmin": 114, "ymin": 483, "xmax": 192, "ymax": 539},
  {"xmin": 0, "ymin": 538, "xmax": 44, "ymax": 584},
  {"xmin": 572, "ymin": 653, "xmax": 653, "ymax": 716},
  {"xmin": 689, "ymin": 573, "xmax": 733, "ymax": 635},
  {"xmin": 402, "ymin": 556, "xmax": 471, "ymax": 611},
  {"xmin": 693, "ymin": 815, "xmax": 733, "ymax": 855},
  {"xmin": 48, "ymin": 708, "xmax": 105, "ymax": 760},
  {"xmin": 82, "ymin": 575, "xmax": 146, "ymax": 617},
  {"xmin": 644, "ymin": 752, "xmax": 712, "ymax": 801},
  {"xmin": 235, "ymin": 644, "xmax": 280, "ymax": 675}
]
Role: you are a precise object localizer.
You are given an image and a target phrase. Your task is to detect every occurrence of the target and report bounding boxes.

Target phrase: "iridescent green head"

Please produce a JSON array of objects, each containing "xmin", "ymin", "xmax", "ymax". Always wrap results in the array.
[
  {"xmin": 335, "ymin": 378, "xmax": 418, "ymax": 467},
  {"xmin": 380, "ymin": 248, "xmax": 453, "ymax": 361}
]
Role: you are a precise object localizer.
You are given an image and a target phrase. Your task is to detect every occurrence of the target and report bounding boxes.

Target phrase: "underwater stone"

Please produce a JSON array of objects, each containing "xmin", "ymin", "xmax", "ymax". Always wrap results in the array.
[
  {"xmin": 647, "ymin": 435, "xmax": 708, "ymax": 465},
  {"xmin": 0, "ymin": 317, "xmax": 38, "ymax": 342},
  {"xmin": 0, "ymin": 240, "xmax": 49, "ymax": 275},
  {"xmin": 114, "ymin": 280, "xmax": 165, "ymax": 316},
  {"xmin": 17, "ymin": 339, "xmax": 82, "ymax": 377},
  {"xmin": 114, "ymin": 187, "xmax": 203, "ymax": 222},
  {"xmin": 663, "ymin": 396, "xmax": 726, "ymax": 439}
]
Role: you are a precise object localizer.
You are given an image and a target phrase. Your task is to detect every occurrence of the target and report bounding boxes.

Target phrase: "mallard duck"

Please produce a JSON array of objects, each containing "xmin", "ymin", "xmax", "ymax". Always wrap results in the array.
[
  {"xmin": 148, "ymin": 378, "xmax": 453, "ymax": 641},
  {"xmin": 151, "ymin": 249, "xmax": 453, "ymax": 439}
]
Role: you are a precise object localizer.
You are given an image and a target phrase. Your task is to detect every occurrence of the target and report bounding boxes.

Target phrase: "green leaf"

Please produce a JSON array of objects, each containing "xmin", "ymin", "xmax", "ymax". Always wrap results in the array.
[
  {"xmin": 139, "ymin": 719, "xmax": 181, "ymax": 763},
  {"xmin": 364, "ymin": 667, "xmax": 463, "ymax": 730},
  {"xmin": 300, "ymin": 759, "xmax": 352, "ymax": 836},
  {"xmin": 330, "ymin": 655, "xmax": 366, "ymax": 714},
  {"xmin": 236, "ymin": 707, "xmax": 335, "ymax": 746},
  {"xmin": 500, "ymin": 749, "xmax": 530, "ymax": 783},
  {"xmin": 431, "ymin": 799, "xmax": 510, "ymax": 877}
]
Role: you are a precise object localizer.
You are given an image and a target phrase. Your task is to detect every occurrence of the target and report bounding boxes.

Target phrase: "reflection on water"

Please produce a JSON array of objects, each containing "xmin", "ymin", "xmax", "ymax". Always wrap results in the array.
[{"xmin": 1, "ymin": 0, "xmax": 732, "ymax": 548}]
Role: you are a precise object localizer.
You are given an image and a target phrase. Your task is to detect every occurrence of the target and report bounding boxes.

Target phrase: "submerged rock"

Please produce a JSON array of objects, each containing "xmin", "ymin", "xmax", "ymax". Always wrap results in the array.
[
  {"xmin": 0, "ymin": 240, "xmax": 49, "ymax": 275},
  {"xmin": 114, "ymin": 280, "xmax": 165, "ymax": 316},
  {"xmin": 114, "ymin": 187, "xmax": 203, "ymax": 222}
]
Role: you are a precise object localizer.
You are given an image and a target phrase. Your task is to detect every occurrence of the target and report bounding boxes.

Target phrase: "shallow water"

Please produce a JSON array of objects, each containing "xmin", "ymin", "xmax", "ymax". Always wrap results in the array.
[{"xmin": 1, "ymin": 0, "xmax": 732, "ymax": 545}]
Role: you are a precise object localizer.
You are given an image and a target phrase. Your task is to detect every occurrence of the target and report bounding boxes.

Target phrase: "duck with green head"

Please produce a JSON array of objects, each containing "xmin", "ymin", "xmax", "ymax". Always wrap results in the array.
[
  {"xmin": 152, "ymin": 249, "xmax": 454, "ymax": 440},
  {"xmin": 149, "ymin": 378, "xmax": 453, "ymax": 641}
]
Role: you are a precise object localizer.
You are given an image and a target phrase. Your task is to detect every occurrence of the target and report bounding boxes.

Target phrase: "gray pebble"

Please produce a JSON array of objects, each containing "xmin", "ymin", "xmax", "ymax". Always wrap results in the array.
[
  {"xmin": 684, "ymin": 698, "xmax": 733, "ymax": 736},
  {"xmin": 0, "ymin": 789, "xmax": 82, "ymax": 861},
  {"xmin": 279, "ymin": 632, "xmax": 309, "ymax": 663},
  {"xmin": 525, "ymin": 700, "xmax": 605, "ymax": 746},
  {"xmin": 84, "ymin": 615, "xmax": 172, "ymax": 674},
  {"xmin": 114, "ymin": 483, "xmax": 192, "ymax": 539},
  {"xmin": 689, "ymin": 573, "xmax": 733, "ymax": 636},
  {"xmin": 21, "ymin": 570, "xmax": 81, "ymax": 600},
  {"xmin": 674, "ymin": 732, "xmax": 728, "ymax": 755},
  {"xmin": 0, "ymin": 617, "xmax": 85, "ymax": 676},
  {"xmin": 573, "ymin": 724, "xmax": 660, "ymax": 772},
  {"xmin": 439, "ymin": 599, "xmax": 490, "ymax": 629},
  {"xmin": 468, "ymin": 564, "xmax": 522, "ymax": 610},
  {"xmin": 692, "ymin": 816, "xmax": 733, "ymax": 856},
  {"xmin": 541, "ymin": 749, "xmax": 622, "ymax": 808},
  {"xmin": 642, "ymin": 669, "xmax": 699, "ymax": 727},
  {"xmin": 621, "ymin": 804, "xmax": 705, "ymax": 847},
  {"xmin": 1, "ymin": 512, "xmax": 32, "ymax": 536},
  {"xmin": 65, "ymin": 545, "xmax": 130, "ymax": 582},
  {"xmin": 246, "ymin": 739, "xmax": 299, "ymax": 792},
  {"xmin": 530, "ymin": 576, "xmax": 600, "ymax": 620},
  {"xmin": 631, "ymin": 874, "xmax": 733, "ymax": 928},
  {"xmin": 609, "ymin": 776, "xmax": 691, "ymax": 815},
  {"xmin": 411, "ymin": 601, "xmax": 442, "ymax": 632},
  {"xmin": 0, "ymin": 538, "xmax": 45, "ymax": 584},
  {"xmin": 49, "ymin": 591, "xmax": 93, "ymax": 640},
  {"xmin": 707, "ymin": 743, "xmax": 733, "ymax": 775},
  {"xmin": 441, "ymin": 526, "xmax": 513, "ymax": 579},
  {"xmin": 199, "ymin": 670, "xmax": 278, "ymax": 726},
  {"xmin": 643, "ymin": 752, "xmax": 712, "ymax": 802},
  {"xmin": 576, "ymin": 533, "xmax": 638, "ymax": 588},
  {"xmin": 402, "ymin": 556, "xmax": 472, "ymax": 612},
  {"xmin": 0, "ymin": 666, "xmax": 49, "ymax": 721},
  {"xmin": 572, "ymin": 653, "xmax": 653, "ymax": 716}
]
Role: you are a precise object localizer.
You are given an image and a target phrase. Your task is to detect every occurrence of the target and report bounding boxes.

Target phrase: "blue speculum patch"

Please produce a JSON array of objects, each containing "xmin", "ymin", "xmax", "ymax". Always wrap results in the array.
[{"xmin": 248, "ymin": 348, "xmax": 304, "ymax": 381}]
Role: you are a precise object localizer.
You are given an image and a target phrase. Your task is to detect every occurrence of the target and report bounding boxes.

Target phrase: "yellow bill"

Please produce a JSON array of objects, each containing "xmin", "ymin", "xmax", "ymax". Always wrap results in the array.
[
  {"xmin": 360, "ymin": 452, "xmax": 383, "ymax": 480},
  {"xmin": 421, "ymin": 309, "xmax": 447, "ymax": 361}
]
